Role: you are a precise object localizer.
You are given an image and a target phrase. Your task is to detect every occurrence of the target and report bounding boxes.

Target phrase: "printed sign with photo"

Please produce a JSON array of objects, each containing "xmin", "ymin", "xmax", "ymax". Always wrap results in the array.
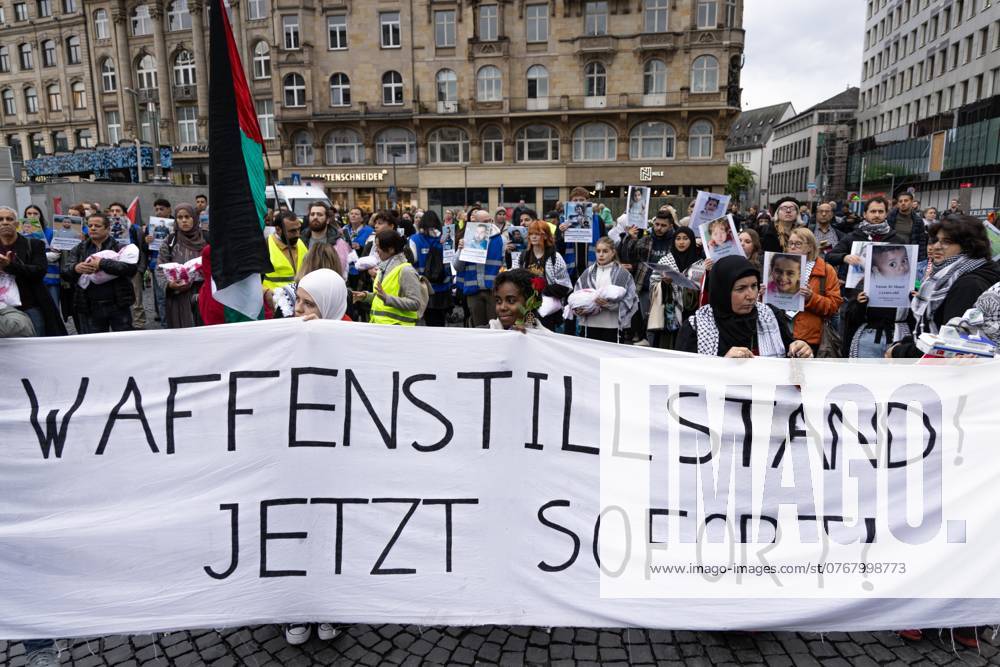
[
  {"xmin": 985, "ymin": 222, "xmax": 1000, "ymax": 261},
  {"xmin": 626, "ymin": 186, "xmax": 651, "ymax": 230},
  {"xmin": 864, "ymin": 244, "xmax": 918, "ymax": 309},
  {"xmin": 441, "ymin": 223, "xmax": 457, "ymax": 264},
  {"xmin": 845, "ymin": 240, "xmax": 886, "ymax": 289},
  {"xmin": 109, "ymin": 216, "xmax": 131, "ymax": 247},
  {"xmin": 50, "ymin": 215, "xmax": 84, "ymax": 251},
  {"xmin": 199, "ymin": 211, "xmax": 210, "ymax": 233},
  {"xmin": 17, "ymin": 218, "xmax": 45, "ymax": 241},
  {"xmin": 699, "ymin": 215, "xmax": 745, "ymax": 262},
  {"xmin": 460, "ymin": 222, "xmax": 492, "ymax": 264},
  {"xmin": 148, "ymin": 217, "xmax": 175, "ymax": 252},
  {"xmin": 564, "ymin": 202, "xmax": 594, "ymax": 243},
  {"xmin": 691, "ymin": 190, "xmax": 732, "ymax": 230},
  {"xmin": 507, "ymin": 225, "xmax": 527, "ymax": 269},
  {"xmin": 763, "ymin": 252, "xmax": 806, "ymax": 313}
]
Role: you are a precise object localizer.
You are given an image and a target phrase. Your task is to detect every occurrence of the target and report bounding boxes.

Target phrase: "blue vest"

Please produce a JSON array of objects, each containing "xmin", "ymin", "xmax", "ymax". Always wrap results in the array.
[
  {"xmin": 42, "ymin": 227, "xmax": 60, "ymax": 286},
  {"xmin": 457, "ymin": 234, "xmax": 503, "ymax": 295},
  {"xmin": 347, "ymin": 225, "xmax": 374, "ymax": 276},
  {"xmin": 410, "ymin": 232, "xmax": 451, "ymax": 293}
]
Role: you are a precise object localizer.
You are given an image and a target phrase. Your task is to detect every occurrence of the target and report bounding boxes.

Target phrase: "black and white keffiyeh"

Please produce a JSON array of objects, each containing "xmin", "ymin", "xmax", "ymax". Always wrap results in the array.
[
  {"xmin": 692, "ymin": 304, "xmax": 786, "ymax": 357},
  {"xmin": 910, "ymin": 254, "xmax": 987, "ymax": 335},
  {"xmin": 975, "ymin": 281, "xmax": 1000, "ymax": 345}
]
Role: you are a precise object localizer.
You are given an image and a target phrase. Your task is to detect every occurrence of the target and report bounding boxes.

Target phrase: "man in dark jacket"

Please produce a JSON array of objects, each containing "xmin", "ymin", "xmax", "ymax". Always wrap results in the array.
[
  {"xmin": 887, "ymin": 192, "xmax": 928, "ymax": 261},
  {"xmin": 0, "ymin": 205, "xmax": 66, "ymax": 336},
  {"xmin": 107, "ymin": 201, "xmax": 149, "ymax": 329},
  {"xmin": 618, "ymin": 211, "xmax": 676, "ymax": 344},
  {"xmin": 826, "ymin": 196, "xmax": 905, "ymax": 270},
  {"xmin": 62, "ymin": 212, "xmax": 138, "ymax": 333}
]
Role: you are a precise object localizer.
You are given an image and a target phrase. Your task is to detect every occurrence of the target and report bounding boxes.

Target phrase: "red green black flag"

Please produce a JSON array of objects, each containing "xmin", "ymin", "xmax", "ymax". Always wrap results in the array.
[{"xmin": 208, "ymin": 0, "xmax": 271, "ymax": 321}]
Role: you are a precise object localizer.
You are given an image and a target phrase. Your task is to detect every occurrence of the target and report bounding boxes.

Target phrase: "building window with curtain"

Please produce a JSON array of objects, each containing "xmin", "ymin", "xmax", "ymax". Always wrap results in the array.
[
  {"xmin": 101, "ymin": 59, "xmax": 117, "ymax": 91},
  {"xmin": 691, "ymin": 55, "xmax": 719, "ymax": 92},
  {"xmin": 325, "ymin": 129, "xmax": 364, "ymax": 164},
  {"xmin": 255, "ymin": 99, "xmax": 274, "ymax": 140},
  {"xmin": 132, "ymin": 5, "xmax": 152, "ymax": 35},
  {"xmin": 106, "ymin": 110, "xmax": 122, "ymax": 144},
  {"xmin": 572, "ymin": 122, "xmax": 616, "ymax": 161},
  {"xmin": 293, "ymin": 131, "xmax": 314, "ymax": 166},
  {"xmin": 283, "ymin": 15, "xmax": 300, "ymax": 49},
  {"xmin": 477, "ymin": 66, "xmax": 502, "ymax": 101},
  {"xmin": 428, "ymin": 127, "xmax": 470, "ymax": 163},
  {"xmin": 375, "ymin": 128, "xmax": 416, "ymax": 164},
  {"xmin": 94, "ymin": 9, "xmax": 109, "ymax": 38},
  {"xmin": 329, "ymin": 73, "xmax": 350, "ymax": 106},
  {"xmin": 252, "ymin": 42, "xmax": 270, "ymax": 79},
  {"xmin": 688, "ymin": 120, "xmax": 713, "ymax": 158},
  {"xmin": 71, "ymin": 81, "xmax": 86, "ymax": 108},
  {"xmin": 66, "ymin": 36, "xmax": 81, "ymax": 64},
  {"xmin": 167, "ymin": 0, "xmax": 191, "ymax": 31},
  {"xmin": 516, "ymin": 124, "xmax": 559, "ymax": 161}
]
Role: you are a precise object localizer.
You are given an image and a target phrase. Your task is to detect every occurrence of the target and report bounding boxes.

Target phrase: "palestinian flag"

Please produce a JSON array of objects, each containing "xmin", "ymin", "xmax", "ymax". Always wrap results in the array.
[
  {"xmin": 125, "ymin": 195, "xmax": 141, "ymax": 227},
  {"xmin": 207, "ymin": 0, "xmax": 271, "ymax": 321}
]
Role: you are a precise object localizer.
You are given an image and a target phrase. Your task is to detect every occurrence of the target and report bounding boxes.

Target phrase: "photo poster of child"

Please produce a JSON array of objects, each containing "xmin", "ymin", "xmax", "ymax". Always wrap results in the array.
[
  {"xmin": 762, "ymin": 251, "xmax": 806, "ymax": 312},
  {"xmin": 864, "ymin": 244, "xmax": 918, "ymax": 309},
  {"xmin": 17, "ymin": 218, "xmax": 45, "ymax": 241},
  {"xmin": 460, "ymin": 221, "xmax": 491, "ymax": 264},
  {"xmin": 564, "ymin": 202, "xmax": 594, "ymax": 243},
  {"xmin": 50, "ymin": 215, "xmax": 85, "ymax": 251},
  {"xmin": 985, "ymin": 221, "xmax": 1000, "ymax": 261},
  {"xmin": 508, "ymin": 225, "xmax": 528, "ymax": 268},
  {"xmin": 691, "ymin": 190, "xmax": 732, "ymax": 230},
  {"xmin": 147, "ymin": 216, "xmax": 175, "ymax": 252},
  {"xmin": 109, "ymin": 216, "xmax": 132, "ymax": 247},
  {"xmin": 199, "ymin": 211, "xmax": 210, "ymax": 234},
  {"xmin": 844, "ymin": 241, "xmax": 886, "ymax": 289},
  {"xmin": 442, "ymin": 223, "xmax": 457, "ymax": 264},
  {"xmin": 699, "ymin": 215, "xmax": 745, "ymax": 261},
  {"xmin": 626, "ymin": 186, "xmax": 651, "ymax": 230}
]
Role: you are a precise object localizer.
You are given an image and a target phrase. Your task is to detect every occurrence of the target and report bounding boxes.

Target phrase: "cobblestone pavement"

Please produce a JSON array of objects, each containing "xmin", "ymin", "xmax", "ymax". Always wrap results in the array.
[{"xmin": 3, "ymin": 625, "xmax": 1000, "ymax": 666}]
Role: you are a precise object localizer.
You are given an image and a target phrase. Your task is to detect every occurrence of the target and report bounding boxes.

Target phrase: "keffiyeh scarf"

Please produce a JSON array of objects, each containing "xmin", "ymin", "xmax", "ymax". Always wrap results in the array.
[
  {"xmin": 910, "ymin": 254, "xmax": 987, "ymax": 335},
  {"xmin": 856, "ymin": 221, "xmax": 892, "ymax": 237},
  {"xmin": 975, "ymin": 282, "xmax": 1000, "ymax": 345},
  {"xmin": 693, "ymin": 304, "xmax": 785, "ymax": 357}
]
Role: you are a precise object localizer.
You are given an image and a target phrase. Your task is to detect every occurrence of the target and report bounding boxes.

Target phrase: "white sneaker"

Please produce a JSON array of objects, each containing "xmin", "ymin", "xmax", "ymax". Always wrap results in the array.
[
  {"xmin": 317, "ymin": 623, "xmax": 339, "ymax": 641},
  {"xmin": 634, "ymin": 339, "xmax": 650, "ymax": 346},
  {"xmin": 284, "ymin": 624, "xmax": 312, "ymax": 645}
]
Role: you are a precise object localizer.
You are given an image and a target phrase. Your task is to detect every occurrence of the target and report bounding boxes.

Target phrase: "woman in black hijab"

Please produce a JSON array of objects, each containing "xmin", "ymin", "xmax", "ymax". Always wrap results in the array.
[
  {"xmin": 669, "ymin": 227, "xmax": 703, "ymax": 274},
  {"xmin": 676, "ymin": 255, "xmax": 813, "ymax": 358}
]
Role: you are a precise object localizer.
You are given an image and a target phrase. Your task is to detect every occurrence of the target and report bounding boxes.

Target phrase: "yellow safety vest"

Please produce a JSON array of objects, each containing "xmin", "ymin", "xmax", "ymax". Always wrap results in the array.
[
  {"xmin": 263, "ymin": 235, "xmax": 307, "ymax": 291},
  {"xmin": 370, "ymin": 262, "xmax": 418, "ymax": 326}
]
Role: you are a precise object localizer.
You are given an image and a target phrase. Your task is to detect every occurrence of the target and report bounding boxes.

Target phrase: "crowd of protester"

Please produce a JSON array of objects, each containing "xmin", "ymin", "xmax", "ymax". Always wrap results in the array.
[{"xmin": 3, "ymin": 188, "xmax": 999, "ymax": 662}]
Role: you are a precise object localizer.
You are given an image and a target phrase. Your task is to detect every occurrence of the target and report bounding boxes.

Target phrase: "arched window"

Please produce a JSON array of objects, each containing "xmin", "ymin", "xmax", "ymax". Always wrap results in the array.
[
  {"xmin": 1, "ymin": 89, "xmax": 15, "ymax": 116},
  {"xmin": 94, "ymin": 9, "xmax": 110, "ymax": 39},
  {"xmin": 283, "ymin": 73, "xmax": 306, "ymax": 107},
  {"xmin": 526, "ymin": 64, "xmax": 548, "ymax": 99},
  {"xmin": 173, "ymin": 50, "xmax": 196, "ymax": 86},
  {"xmin": 136, "ymin": 55, "xmax": 157, "ymax": 89},
  {"xmin": 375, "ymin": 127, "xmax": 416, "ymax": 164},
  {"xmin": 482, "ymin": 125, "xmax": 503, "ymax": 163},
  {"xmin": 66, "ymin": 36, "xmax": 81, "ymax": 65},
  {"xmin": 252, "ymin": 42, "xmax": 270, "ymax": 80},
  {"xmin": 293, "ymin": 131, "xmax": 313, "ymax": 166},
  {"xmin": 381, "ymin": 71, "xmax": 403, "ymax": 105},
  {"xmin": 584, "ymin": 62, "xmax": 606, "ymax": 97},
  {"xmin": 19, "ymin": 44, "xmax": 34, "ymax": 70},
  {"xmin": 435, "ymin": 69, "xmax": 457, "ymax": 102},
  {"xmin": 47, "ymin": 84, "xmax": 62, "ymax": 112},
  {"xmin": 476, "ymin": 65, "xmax": 502, "ymax": 101},
  {"xmin": 42, "ymin": 40, "xmax": 57, "ymax": 68},
  {"xmin": 572, "ymin": 122, "xmax": 617, "ymax": 161},
  {"xmin": 71, "ymin": 81, "xmax": 87, "ymax": 109},
  {"xmin": 325, "ymin": 129, "xmax": 364, "ymax": 164},
  {"xmin": 643, "ymin": 59, "xmax": 666, "ymax": 95},
  {"xmin": 167, "ymin": 0, "xmax": 191, "ymax": 31},
  {"xmin": 132, "ymin": 5, "xmax": 152, "ymax": 36},
  {"xmin": 515, "ymin": 124, "xmax": 558, "ymax": 162},
  {"xmin": 691, "ymin": 55, "xmax": 719, "ymax": 93},
  {"xmin": 629, "ymin": 121, "xmax": 675, "ymax": 159},
  {"xmin": 329, "ymin": 73, "xmax": 350, "ymax": 106},
  {"xmin": 100, "ymin": 58, "xmax": 117, "ymax": 92},
  {"xmin": 688, "ymin": 120, "xmax": 713, "ymax": 158},
  {"xmin": 24, "ymin": 87, "xmax": 38, "ymax": 114},
  {"xmin": 427, "ymin": 127, "xmax": 469, "ymax": 163}
]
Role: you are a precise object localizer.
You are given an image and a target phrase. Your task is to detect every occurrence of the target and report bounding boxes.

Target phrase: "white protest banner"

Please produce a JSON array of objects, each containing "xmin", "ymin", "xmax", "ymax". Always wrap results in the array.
[{"xmin": 2, "ymin": 320, "xmax": 1000, "ymax": 640}]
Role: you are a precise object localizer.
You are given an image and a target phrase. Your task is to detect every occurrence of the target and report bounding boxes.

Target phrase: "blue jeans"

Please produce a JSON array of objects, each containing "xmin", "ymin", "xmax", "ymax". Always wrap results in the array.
[
  {"xmin": 46, "ymin": 283, "xmax": 61, "ymax": 315},
  {"xmin": 853, "ymin": 327, "xmax": 889, "ymax": 358},
  {"xmin": 80, "ymin": 300, "xmax": 133, "ymax": 334},
  {"xmin": 21, "ymin": 306, "xmax": 45, "ymax": 336}
]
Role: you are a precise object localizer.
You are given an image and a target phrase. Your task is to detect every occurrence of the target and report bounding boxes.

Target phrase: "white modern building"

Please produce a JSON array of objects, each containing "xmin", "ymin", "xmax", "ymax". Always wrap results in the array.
[
  {"xmin": 858, "ymin": 0, "xmax": 1000, "ymax": 141},
  {"xmin": 767, "ymin": 88, "xmax": 859, "ymax": 204},
  {"xmin": 725, "ymin": 101, "xmax": 794, "ymax": 207}
]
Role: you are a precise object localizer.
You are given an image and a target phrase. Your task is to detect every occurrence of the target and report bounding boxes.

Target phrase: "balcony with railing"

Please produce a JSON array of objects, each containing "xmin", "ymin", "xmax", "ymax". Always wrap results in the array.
[{"xmin": 172, "ymin": 84, "xmax": 196, "ymax": 102}]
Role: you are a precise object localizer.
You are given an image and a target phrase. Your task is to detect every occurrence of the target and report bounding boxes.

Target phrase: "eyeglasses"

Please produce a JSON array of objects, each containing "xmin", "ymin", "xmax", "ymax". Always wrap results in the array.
[
  {"xmin": 787, "ymin": 240, "xmax": 807, "ymax": 248},
  {"xmin": 777, "ymin": 205, "xmax": 798, "ymax": 212}
]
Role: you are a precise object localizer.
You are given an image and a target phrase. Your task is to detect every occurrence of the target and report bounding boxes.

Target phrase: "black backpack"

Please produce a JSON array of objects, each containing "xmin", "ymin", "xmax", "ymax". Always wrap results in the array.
[{"xmin": 423, "ymin": 240, "xmax": 447, "ymax": 285}]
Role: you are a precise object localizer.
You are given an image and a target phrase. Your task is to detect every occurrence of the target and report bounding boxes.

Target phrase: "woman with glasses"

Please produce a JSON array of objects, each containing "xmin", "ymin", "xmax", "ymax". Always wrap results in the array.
[
  {"xmin": 760, "ymin": 196, "xmax": 802, "ymax": 253},
  {"xmin": 785, "ymin": 227, "xmax": 842, "ymax": 354},
  {"xmin": 886, "ymin": 215, "xmax": 1000, "ymax": 359}
]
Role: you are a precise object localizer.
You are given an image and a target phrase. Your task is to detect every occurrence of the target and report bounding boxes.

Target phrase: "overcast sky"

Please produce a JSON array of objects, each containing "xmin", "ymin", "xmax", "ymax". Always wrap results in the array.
[{"xmin": 740, "ymin": 0, "xmax": 866, "ymax": 114}]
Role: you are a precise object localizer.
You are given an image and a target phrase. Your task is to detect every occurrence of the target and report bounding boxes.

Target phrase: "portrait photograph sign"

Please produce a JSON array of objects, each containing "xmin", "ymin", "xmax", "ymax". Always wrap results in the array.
[
  {"xmin": 864, "ymin": 244, "xmax": 918, "ymax": 308},
  {"xmin": 441, "ymin": 223, "xmax": 457, "ymax": 264},
  {"xmin": 459, "ymin": 222, "xmax": 491, "ymax": 264},
  {"xmin": 699, "ymin": 215, "xmax": 745, "ymax": 262},
  {"xmin": 148, "ymin": 217, "xmax": 175, "ymax": 252},
  {"xmin": 564, "ymin": 203, "xmax": 594, "ymax": 243},
  {"xmin": 763, "ymin": 251, "xmax": 806, "ymax": 312},
  {"xmin": 49, "ymin": 215, "xmax": 84, "ymax": 251},
  {"xmin": 845, "ymin": 241, "xmax": 886, "ymax": 289},
  {"xmin": 691, "ymin": 190, "xmax": 732, "ymax": 230},
  {"xmin": 626, "ymin": 186, "xmax": 651, "ymax": 230}
]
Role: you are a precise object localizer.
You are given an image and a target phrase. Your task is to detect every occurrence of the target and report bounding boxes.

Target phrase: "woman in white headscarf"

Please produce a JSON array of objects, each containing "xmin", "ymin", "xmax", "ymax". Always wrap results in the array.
[{"xmin": 294, "ymin": 268, "xmax": 349, "ymax": 321}]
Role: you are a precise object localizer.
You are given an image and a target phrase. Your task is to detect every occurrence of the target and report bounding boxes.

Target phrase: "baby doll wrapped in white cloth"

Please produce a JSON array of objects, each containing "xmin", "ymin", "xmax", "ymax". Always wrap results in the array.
[
  {"xmin": 565, "ymin": 285, "xmax": 626, "ymax": 317},
  {"xmin": 77, "ymin": 244, "xmax": 140, "ymax": 288},
  {"xmin": 158, "ymin": 256, "xmax": 204, "ymax": 286}
]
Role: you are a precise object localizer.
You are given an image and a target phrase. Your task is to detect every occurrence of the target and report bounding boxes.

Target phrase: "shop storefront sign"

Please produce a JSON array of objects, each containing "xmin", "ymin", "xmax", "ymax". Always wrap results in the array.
[
  {"xmin": 308, "ymin": 171, "xmax": 388, "ymax": 183},
  {"xmin": 639, "ymin": 167, "xmax": 665, "ymax": 182}
]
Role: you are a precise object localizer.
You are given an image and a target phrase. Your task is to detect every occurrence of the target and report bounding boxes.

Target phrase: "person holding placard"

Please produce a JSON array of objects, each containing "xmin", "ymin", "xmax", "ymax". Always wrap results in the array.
[
  {"xmin": 62, "ymin": 212, "xmax": 137, "ymax": 333},
  {"xmin": 618, "ymin": 209, "xmax": 676, "ymax": 343},
  {"xmin": 786, "ymin": 228, "xmax": 842, "ymax": 354},
  {"xmin": 887, "ymin": 215, "xmax": 1000, "ymax": 358},
  {"xmin": 156, "ymin": 203, "xmax": 207, "ymax": 329},
  {"xmin": 676, "ymin": 255, "xmax": 813, "ymax": 358},
  {"xmin": 761, "ymin": 196, "xmax": 801, "ymax": 253},
  {"xmin": 0, "ymin": 205, "xmax": 66, "ymax": 337},
  {"xmin": 452, "ymin": 209, "xmax": 505, "ymax": 327},
  {"xmin": 648, "ymin": 227, "xmax": 705, "ymax": 349},
  {"xmin": 558, "ymin": 186, "xmax": 602, "ymax": 282},
  {"xmin": 762, "ymin": 252, "xmax": 807, "ymax": 314},
  {"xmin": 826, "ymin": 196, "xmax": 904, "ymax": 273},
  {"xmin": 145, "ymin": 198, "xmax": 174, "ymax": 323}
]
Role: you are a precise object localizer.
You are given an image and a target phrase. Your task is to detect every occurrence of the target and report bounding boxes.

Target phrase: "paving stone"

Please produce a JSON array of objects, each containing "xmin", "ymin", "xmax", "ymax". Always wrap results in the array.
[
  {"xmin": 808, "ymin": 640, "xmax": 839, "ymax": 658},
  {"xmin": 524, "ymin": 647, "xmax": 548, "ymax": 664},
  {"xmin": 478, "ymin": 642, "xmax": 502, "ymax": 662},
  {"xmin": 450, "ymin": 647, "xmax": 476, "ymax": 665},
  {"xmin": 574, "ymin": 644, "xmax": 598, "ymax": 660}
]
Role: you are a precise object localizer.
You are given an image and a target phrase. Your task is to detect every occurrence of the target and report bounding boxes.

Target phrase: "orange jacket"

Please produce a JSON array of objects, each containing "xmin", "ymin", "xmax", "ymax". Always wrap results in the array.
[{"xmin": 793, "ymin": 257, "xmax": 843, "ymax": 345}]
